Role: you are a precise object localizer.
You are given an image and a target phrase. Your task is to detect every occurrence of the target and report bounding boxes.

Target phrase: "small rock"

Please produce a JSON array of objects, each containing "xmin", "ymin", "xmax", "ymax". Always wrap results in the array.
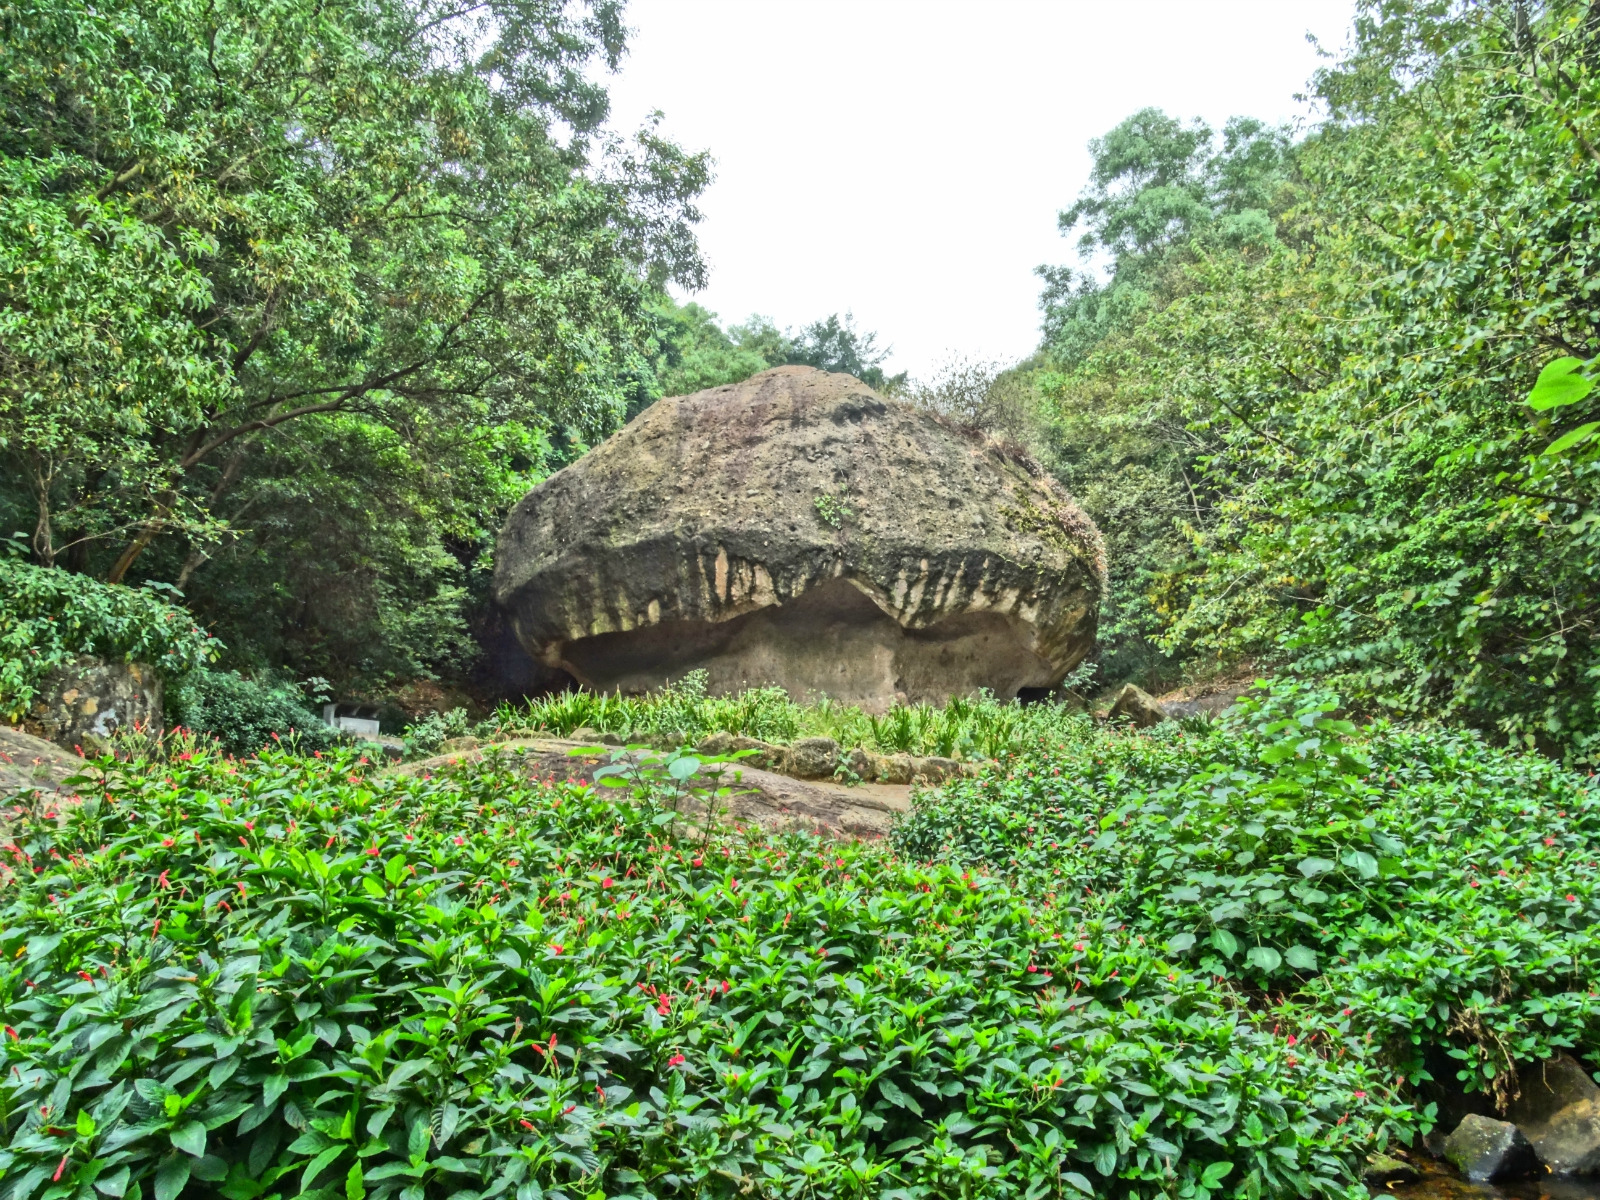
[
  {"xmin": 1442, "ymin": 1114, "xmax": 1540, "ymax": 1182},
  {"xmin": 841, "ymin": 746, "xmax": 873, "ymax": 779},
  {"xmin": 439, "ymin": 736, "xmax": 480, "ymax": 755},
  {"xmin": 1107, "ymin": 684, "xmax": 1167, "ymax": 729},
  {"xmin": 785, "ymin": 737, "xmax": 840, "ymax": 779},
  {"xmin": 873, "ymin": 753, "xmax": 914, "ymax": 784},
  {"xmin": 570, "ymin": 726, "xmax": 603, "ymax": 744},
  {"xmin": 728, "ymin": 736, "xmax": 784, "ymax": 771},
  {"xmin": 1362, "ymin": 1154, "xmax": 1419, "ymax": 1185},
  {"xmin": 911, "ymin": 756, "xmax": 962, "ymax": 783},
  {"xmin": 696, "ymin": 731, "xmax": 734, "ymax": 757}
]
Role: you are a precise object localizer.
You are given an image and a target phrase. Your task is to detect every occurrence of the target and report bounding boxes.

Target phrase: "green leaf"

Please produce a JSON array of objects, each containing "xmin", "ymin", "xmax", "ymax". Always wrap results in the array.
[
  {"xmin": 1528, "ymin": 357, "xmax": 1593, "ymax": 409},
  {"xmin": 362, "ymin": 876, "xmax": 386, "ymax": 899},
  {"xmin": 876, "ymin": 1078, "xmax": 923, "ymax": 1117},
  {"xmin": 1297, "ymin": 857, "xmax": 1335, "ymax": 878},
  {"xmin": 1210, "ymin": 929, "xmax": 1240, "ymax": 958},
  {"xmin": 154, "ymin": 1156, "xmax": 191, "ymax": 1200},
  {"xmin": 94, "ymin": 1168, "xmax": 130, "ymax": 1199},
  {"xmin": 1166, "ymin": 932, "xmax": 1197, "ymax": 953},
  {"xmin": 1245, "ymin": 946, "xmax": 1282, "ymax": 973},
  {"xmin": 170, "ymin": 1120, "xmax": 206, "ymax": 1158},
  {"xmin": 1545, "ymin": 421, "xmax": 1600, "ymax": 456},
  {"xmin": 1284, "ymin": 945, "xmax": 1319, "ymax": 971},
  {"xmin": 303, "ymin": 1146, "xmax": 346, "ymax": 1193},
  {"xmin": 1200, "ymin": 1161, "xmax": 1234, "ymax": 1188},
  {"xmin": 345, "ymin": 1162, "xmax": 365, "ymax": 1200}
]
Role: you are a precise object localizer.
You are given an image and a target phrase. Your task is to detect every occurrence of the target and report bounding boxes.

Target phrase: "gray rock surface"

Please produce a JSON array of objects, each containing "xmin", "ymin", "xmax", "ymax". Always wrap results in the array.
[
  {"xmin": 0, "ymin": 726, "xmax": 84, "ymax": 803},
  {"xmin": 785, "ymin": 737, "xmax": 840, "ymax": 780},
  {"xmin": 1442, "ymin": 1114, "xmax": 1540, "ymax": 1182},
  {"xmin": 28, "ymin": 657, "xmax": 161, "ymax": 752},
  {"xmin": 1107, "ymin": 683, "xmax": 1168, "ymax": 728},
  {"xmin": 1362, "ymin": 1154, "xmax": 1419, "ymax": 1185},
  {"xmin": 1509, "ymin": 1054, "xmax": 1600, "ymax": 1174},
  {"xmin": 495, "ymin": 366, "xmax": 1104, "ymax": 710}
]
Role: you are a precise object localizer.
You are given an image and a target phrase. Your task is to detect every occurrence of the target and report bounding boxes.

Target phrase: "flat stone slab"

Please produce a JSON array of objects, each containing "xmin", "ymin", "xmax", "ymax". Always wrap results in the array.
[
  {"xmin": 0, "ymin": 726, "xmax": 85, "ymax": 802},
  {"xmin": 390, "ymin": 738, "xmax": 915, "ymax": 838}
]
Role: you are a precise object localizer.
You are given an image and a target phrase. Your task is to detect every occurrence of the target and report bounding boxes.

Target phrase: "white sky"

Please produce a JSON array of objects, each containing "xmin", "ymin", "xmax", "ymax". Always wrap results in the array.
[{"xmin": 601, "ymin": 0, "xmax": 1358, "ymax": 379}]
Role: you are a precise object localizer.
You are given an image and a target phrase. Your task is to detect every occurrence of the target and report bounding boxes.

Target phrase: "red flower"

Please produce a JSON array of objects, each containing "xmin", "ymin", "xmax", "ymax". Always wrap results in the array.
[
  {"xmin": 77, "ymin": 970, "xmax": 92, "ymax": 981},
  {"xmin": 602, "ymin": 877, "xmax": 613, "ymax": 889},
  {"xmin": 692, "ymin": 857, "xmax": 702, "ymax": 867},
  {"xmin": 244, "ymin": 821, "xmax": 254, "ymax": 831},
  {"xmin": 1568, "ymin": 894, "xmax": 1579, "ymax": 903},
  {"xmin": 548, "ymin": 943, "xmax": 564, "ymax": 955},
  {"xmin": 453, "ymin": 836, "xmax": 464, "ymax": 846},
  {"xmin": 1353, "ymin": 1090, "xmax": 1367, "ymax": 1100},
  {"xmin": 161, "ymin": 838, "xmax": 174, "ymax": 848},
  {"xmin": 52, "ymin": 1154, "xmax": 68, "ymax": 1182},
  {"xmin": 4, "ymin": 1026, "xmax": 17, "ymax": 1040},
  {"xmin": 667, "ymin": 1053, "xmax": 686, "ymax": 1067},
  {"xmin": 1546, "ymin": 838, "xmax": 1558, "ymax": 846},
  {"xmin": 366, "ymin": 845, "xmax": 380, "ymax": 857},
  {"xmin": 519, "ymin": 1119, "xmax": 534, "ymax": 1130}
]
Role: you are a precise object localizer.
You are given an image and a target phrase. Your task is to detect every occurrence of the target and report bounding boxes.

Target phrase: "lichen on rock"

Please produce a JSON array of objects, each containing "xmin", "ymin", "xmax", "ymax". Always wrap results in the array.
[{"xmin": 494, "ymin": 366, "xmax": 1104, "ymax": 710}]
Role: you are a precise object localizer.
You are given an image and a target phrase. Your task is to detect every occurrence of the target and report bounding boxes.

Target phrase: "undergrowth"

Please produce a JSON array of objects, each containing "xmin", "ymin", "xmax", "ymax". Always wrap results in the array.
[
  {"xmin": 893, "ymin": 680, "xmax": 1600, "ymax": 1107},
  {"xmin": 0, "ymin": 736, "xmax": 1396, "ymax": 1200}
]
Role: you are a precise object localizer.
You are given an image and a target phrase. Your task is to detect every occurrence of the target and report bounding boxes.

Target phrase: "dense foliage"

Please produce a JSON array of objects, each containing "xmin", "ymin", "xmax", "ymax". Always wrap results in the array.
[
  {"xmin": 0, "ymin": 559, "xmax": 218, "ymax": 721},
  {"xmin": 167, "ymin": 670, "xmax": 334, "ymax": 759},
  {"xmin": 0, "ymin": 0, "xmax": 706, "ymax": 689},
  {"xmin": 0, "ymin": 739, "xmax": 1398, "ymax": 1200},
  {"xmin": 1025, "ymin": 0, "xmax": 1600, "ymax": 757},
  {"xmin": 895, "ymin": 681, "xmax": 1600, "ymax": 1105}
]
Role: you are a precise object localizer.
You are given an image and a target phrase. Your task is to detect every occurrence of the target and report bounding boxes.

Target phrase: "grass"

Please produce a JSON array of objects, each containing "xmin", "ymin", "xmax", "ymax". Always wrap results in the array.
[{"xmin": 492, "ymin": 670, "xmax": 1096, "ymax": 762}]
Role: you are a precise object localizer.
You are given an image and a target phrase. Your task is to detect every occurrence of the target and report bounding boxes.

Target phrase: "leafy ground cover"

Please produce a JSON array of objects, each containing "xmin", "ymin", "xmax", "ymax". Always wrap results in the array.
[
  {"xmin": 0, "ymin": 737, "xmax": 1396, "ymax": 1200},
  {"xmin": 893, "ymin": 681, "xmax": 1600, "ymax": 1108},
  {"xmin": 493, "ymin": 670, "xmax": 1095, "ymax": 762}
]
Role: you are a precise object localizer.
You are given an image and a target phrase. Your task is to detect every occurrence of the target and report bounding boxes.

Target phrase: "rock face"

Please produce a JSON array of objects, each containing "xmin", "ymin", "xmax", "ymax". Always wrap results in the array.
[
  {"xmin": 1108, "ymin": 683, "xmax": 1167, "ymax": 728},
  {"xmin": 1442, "ymin": 1114, "xmax": 1540, "ymax": 1182},
  {"xmin": 495, "ymin": 367, "xmax": 1104, "ymax": 710},
  {"xmin": 1508, "ymin": 1053, "xmax": 1600, "ymax": 1174},
  {"xmin": 28, "ymin": 657, "xmax": 162, "ymax": 752}
]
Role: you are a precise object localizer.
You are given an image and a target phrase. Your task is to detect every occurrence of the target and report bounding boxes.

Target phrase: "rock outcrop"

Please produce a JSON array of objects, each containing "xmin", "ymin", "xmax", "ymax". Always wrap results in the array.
[
  {"xmin": 495, "ymin": 367, "xmax": 1104, "ymax": 710},
  {"xmin": 1442, "ymin": 1114, "xmax": 1540, "ymax": 1182},
  {"xmin": 1107, "ymin": 683, "xmax": 1168, "ymax": 728},
  {"xmin": 28, "ymin": 657, "xmax": 162, "ymax": 753}
]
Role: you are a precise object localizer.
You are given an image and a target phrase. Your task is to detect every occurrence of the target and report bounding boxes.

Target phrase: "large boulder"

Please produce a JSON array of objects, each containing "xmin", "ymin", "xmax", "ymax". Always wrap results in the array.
[{"xmin": 495, "ymin": 367, "xmax": 1104, "ymax": 710}]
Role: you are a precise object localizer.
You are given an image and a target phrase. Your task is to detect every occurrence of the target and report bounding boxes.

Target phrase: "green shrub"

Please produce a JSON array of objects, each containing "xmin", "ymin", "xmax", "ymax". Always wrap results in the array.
[
  {"xmin": 168, "ymin": 668, "xmax": 335, "ymax": 756},
  {"xmin": 0, "ymin": 744, "xmax": 1398, "ymax": 1200},
  {"xmin": 892, "ymin": 678, "xmax": 1600, "ymax": 1100},
  {"xmin": 0, "ymin": 559, "xmax": 219, "ymax": 721}
]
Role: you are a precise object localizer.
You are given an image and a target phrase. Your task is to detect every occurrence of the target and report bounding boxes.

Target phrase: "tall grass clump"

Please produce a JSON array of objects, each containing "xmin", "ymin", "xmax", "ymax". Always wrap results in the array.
[{"xmin": 497, "ymin": 670, "xmax": 1096, "ymax": 761}]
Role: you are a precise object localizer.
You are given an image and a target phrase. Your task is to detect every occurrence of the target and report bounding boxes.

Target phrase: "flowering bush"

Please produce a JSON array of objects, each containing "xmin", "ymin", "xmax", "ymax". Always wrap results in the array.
[
  {"xmin": 0, "ymin": 560, "xmax": 220, "ymax": 722},
  {"xmin": 893, "ymin": 679, "xmax": 1600, "ymax": 1102},
  {"xmin": 0, "ymin": 742, "xmax": 1393, "ymax": 1200}
]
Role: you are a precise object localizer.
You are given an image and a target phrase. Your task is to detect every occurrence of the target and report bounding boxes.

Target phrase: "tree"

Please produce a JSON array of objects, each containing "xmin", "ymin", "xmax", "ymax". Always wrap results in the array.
[
  {"xmin": 1144, "ymin": 0, "xmax": 1600, "ymax": 760},
  {"xmin": 785, "ymin": 312, "xmax": 903, "ymax": 389},
  {"xmin": 0, "ymin": 0, "xmax": 708, "ymax": 590},
  {"xmin": 1037, "ymin": 109, "xmax": 1293, "ymax": 367}
]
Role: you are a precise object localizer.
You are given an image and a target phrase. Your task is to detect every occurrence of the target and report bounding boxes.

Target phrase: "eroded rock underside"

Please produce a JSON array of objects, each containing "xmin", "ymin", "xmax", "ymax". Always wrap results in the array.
[{"xmin": 494, "ymin": 366, "xmax": 1105, "ymax": 710}]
